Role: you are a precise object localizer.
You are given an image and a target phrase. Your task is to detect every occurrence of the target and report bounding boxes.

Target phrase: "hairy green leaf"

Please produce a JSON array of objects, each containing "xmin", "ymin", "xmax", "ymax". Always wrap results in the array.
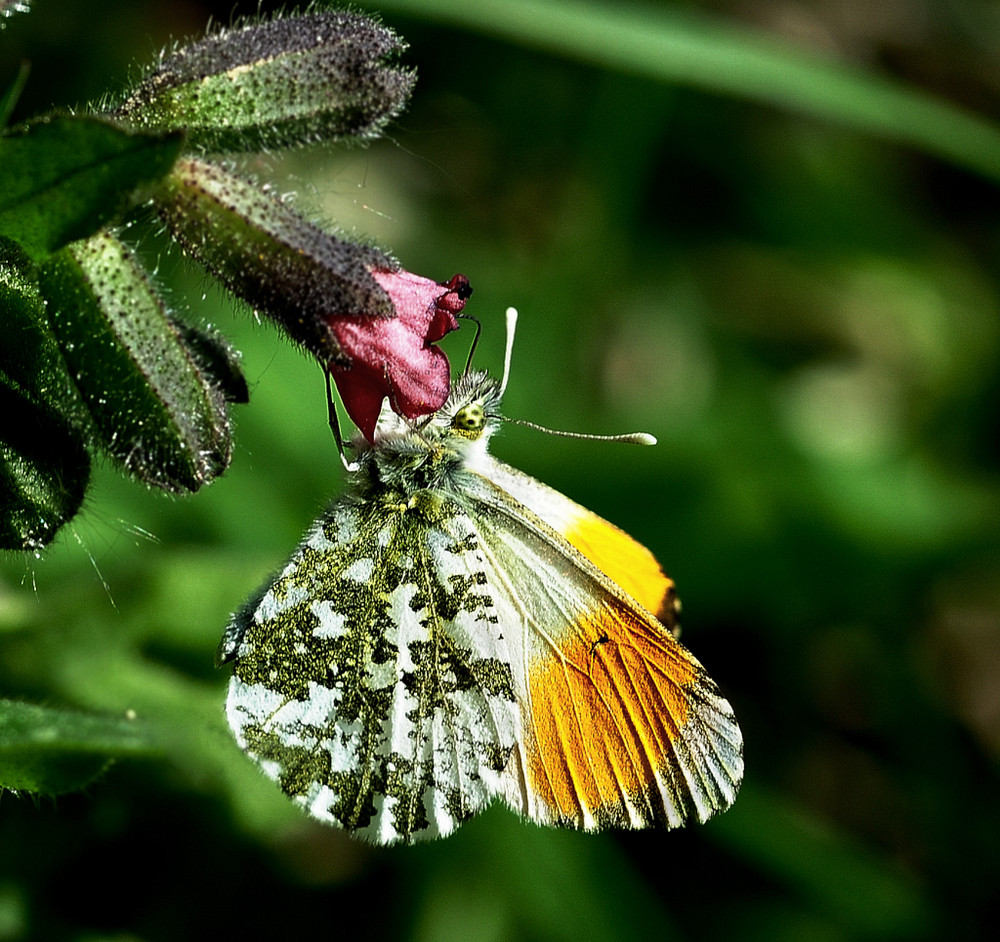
[
  {"xmin": 0, "ymin": 115, "xmax": 183, "ymax": 259},
  {"xmin": 0, "ymin": 383, "xmax": 90, "ymax": 551},
  {"xmin": 39, "ymin": 230, "xmax": 238, "ymax": 493},
  {"xmin": 0, "ymin": 237, "xmax": 90, "ymax": 549}
]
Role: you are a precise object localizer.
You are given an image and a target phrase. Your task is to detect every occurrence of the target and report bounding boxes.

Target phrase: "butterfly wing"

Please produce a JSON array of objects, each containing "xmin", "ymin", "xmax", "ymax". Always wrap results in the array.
[
  {"xmin": 220, "ymin": 497, "xmax": 522, "ymax": 845},
  {"xmin": 468, "ymin": 455, "xmax": 678, "ymax": 624},
  {"xmin": 221, "ymin": 460, "xmax": 742, "ymax": 841},
  {"xmin": 460, "ymin": 458, "xmax": 744, "ymax": 830}
]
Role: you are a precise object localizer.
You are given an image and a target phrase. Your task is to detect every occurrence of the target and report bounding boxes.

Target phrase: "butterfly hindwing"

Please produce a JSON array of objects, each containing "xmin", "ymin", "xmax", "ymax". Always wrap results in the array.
[{"xmin": 221, "ymin": 497, "xmax": 520, "ymax": 844}]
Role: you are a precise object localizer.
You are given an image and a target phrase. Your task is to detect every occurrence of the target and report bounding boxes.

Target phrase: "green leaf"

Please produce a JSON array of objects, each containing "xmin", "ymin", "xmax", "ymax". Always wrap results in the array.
[
  {"xmin": 38, "ymin": 230, "xmax": 238, "ymax": 493},
  {"xmin": 0, "ymin": 114, "xmax": 183, "ymax": 260},
  {"xmin": 0, "ymin": 237, "xmax": 91, "ymax": 549},
  {"xmin": 0, "ymin": 381, "xmax": 91, "ymax": 551},
  {"xmin": 360, "ymin": 0, "xmax": 1000, "ymax": 184},
  {"xmin": 0, "ymin": 699, "xmax": 158, "ymax": 795},
  {"xmin": 0, "ymin": 238, "xmax": 87, "ymax": 422}
]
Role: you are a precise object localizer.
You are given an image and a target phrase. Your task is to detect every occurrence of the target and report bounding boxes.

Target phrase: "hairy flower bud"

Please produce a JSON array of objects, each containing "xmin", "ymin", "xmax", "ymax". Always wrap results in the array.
[
  {"xmin": 155, "ymin": 157, "xmax": 395, "ymax": 366},
  {"xmin": 39, "ymin": 230, "xmax": 240, "ymax": 493},
  {"xmin": 155, "ymin": 157, "xmax": 470, "ymax": 441},
  {"xmin": 112, "ymin": 10, "xmax": 414, "ymax": 153}
]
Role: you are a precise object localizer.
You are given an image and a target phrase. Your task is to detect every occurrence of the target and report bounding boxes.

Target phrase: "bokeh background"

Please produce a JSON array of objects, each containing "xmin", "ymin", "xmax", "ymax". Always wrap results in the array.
[{"xmin": 3, "ymin": 0, "xmax": 1000, "ymax": 939}]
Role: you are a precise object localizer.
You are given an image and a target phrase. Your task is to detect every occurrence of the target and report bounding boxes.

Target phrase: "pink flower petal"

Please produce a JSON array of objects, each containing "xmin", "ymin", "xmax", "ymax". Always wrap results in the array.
[{"xmin": 325, "ymin": 270, "xmax": 471, "ymax": 442}]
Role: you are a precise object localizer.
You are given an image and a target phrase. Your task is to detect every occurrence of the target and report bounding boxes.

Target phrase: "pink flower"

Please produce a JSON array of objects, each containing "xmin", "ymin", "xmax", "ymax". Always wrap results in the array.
[{"xmin": 325, "ymin": 270, "xmax": 472, "ymax": 442}]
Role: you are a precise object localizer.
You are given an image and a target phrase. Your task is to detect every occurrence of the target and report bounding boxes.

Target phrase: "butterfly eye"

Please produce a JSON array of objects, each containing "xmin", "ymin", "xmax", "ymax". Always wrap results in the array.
[{"xmin": 452, "ymin": 402, "xmax": 485, "ymax": 436}]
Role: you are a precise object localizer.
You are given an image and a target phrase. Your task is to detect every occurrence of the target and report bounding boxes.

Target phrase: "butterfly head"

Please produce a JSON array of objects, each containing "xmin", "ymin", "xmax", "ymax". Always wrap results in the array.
[
  {"xmin": 427, "ymin": 369, "xmax": 503, "ymax": 442},
  {"xmin": 349, "ymin": 370, "xmax": 503, "ymax": 497},
  {"xmin": 399, "ymin": 304, "xmax": 516, "ymax": 458}
]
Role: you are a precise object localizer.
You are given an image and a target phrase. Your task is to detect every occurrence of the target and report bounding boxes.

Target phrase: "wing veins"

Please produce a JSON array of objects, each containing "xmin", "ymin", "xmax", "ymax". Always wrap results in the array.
[
  {"xmin": 583, "ymin": 639, "xmax": 666, "ymax": 813},
  {"xmin": 472, "ymin": 532, "xmax": 567, "ymax": 815}
]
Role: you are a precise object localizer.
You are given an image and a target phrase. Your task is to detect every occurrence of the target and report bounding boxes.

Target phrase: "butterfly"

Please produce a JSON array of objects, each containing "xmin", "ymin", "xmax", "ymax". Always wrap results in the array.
[{"xmin": 218, "ymin": 309, "xmax": 743, "ymax": 844}]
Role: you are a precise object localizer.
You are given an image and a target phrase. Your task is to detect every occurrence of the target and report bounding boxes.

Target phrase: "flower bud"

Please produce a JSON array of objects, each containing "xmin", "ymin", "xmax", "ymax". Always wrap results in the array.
[
  {"xmin": 155, "ymin": 157, "xmax": 395, "ymax": 366},
  {"xmin": 112, "ymin": 11, "xmax": 414, "ymax": 153},
  {"xmin": 39, "ymin": 230, "xmax": 239, "ymax": 493},
  {"xmin": 155, "ymin": 158, "xmax": 472, "ymax": 440}
]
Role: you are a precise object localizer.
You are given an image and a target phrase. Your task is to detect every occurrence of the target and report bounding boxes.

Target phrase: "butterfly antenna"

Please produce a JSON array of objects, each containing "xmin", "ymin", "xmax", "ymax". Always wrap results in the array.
[
  {"xmin": 498, "ymin": 307, "xmax": 518, "ymax": 398},
  {"xmin": 499, "ymin": 307, "xmax": 656, "ymax": 445},
  {"xmin": 497, "ymin": 306, "xmax": 654, "ymax": 444},
  {"xmin": 324, "ymin": 368, "xmax": 360, "ymax": 472},
  {"xmin": 504, "ymin": 417, "xmax": 657, "ymax": 445}
]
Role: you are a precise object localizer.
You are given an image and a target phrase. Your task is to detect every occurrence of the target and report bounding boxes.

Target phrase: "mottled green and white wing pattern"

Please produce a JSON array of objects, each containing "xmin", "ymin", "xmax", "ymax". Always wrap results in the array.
[
  {"xmin": 221, "ymin": 479, "xmax": 742, "ymax": 844},
  {"xmin": 219, "ymin": 497, "xmax": 523, "ymax": 845}
]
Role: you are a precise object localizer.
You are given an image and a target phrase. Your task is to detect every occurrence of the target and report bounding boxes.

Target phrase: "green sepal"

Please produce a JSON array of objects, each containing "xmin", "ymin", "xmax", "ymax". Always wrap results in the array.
[
  {"xmin": 0, "ymin": 237, "xmax": 91, "ymax": 550},
  {"xmin": 0, "ymin": 699, "xmax": 158, "ymax": 795},
  {"xmin": 38, "ymin": 230, "xmax": 239, "ymax": 493},
  {"xmin": 0, "ymin": 381, "xmax": 91, "ymax": 551},
  {"xmin": 0, "ymin": 237, "xmax": 85, "ymax": 417},
  {"xmin": 174, "ymin": 320, "xmax": 250, "ymax": 405},
  {"xmin": 155, "ymin": 157, "xmax": 394, "ymax": 365},
  {"xmin": 0, "ymin": 114, "xmax": 184, "ymax": 260},
  {"xmin": 112, "ymin": 10, "xmax": 414, "ymax": 153}
]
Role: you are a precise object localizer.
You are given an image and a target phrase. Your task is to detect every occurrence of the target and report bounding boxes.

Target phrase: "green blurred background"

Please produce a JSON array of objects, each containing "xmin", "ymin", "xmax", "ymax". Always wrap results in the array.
[{"xmin": 3, "ymin": 0, "xmax": 1000, "ymax": 939}]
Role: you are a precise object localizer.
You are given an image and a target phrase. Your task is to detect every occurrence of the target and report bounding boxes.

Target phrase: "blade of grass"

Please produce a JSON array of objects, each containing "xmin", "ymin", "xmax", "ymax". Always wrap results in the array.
[
  {"xmin": 362, "ymin": 0, "xmax": 1000, "ymax": 184},
  {"xmin": 0, "ymin": 699, "xmax": 159, "ymax": 794},
  {"xmin": 0, "ymin": 61, "xmax": 29, "ymax": 130}
]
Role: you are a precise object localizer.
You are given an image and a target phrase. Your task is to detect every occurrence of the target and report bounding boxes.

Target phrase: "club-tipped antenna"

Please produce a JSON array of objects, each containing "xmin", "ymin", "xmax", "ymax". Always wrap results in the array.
[
  {"xmin": 498, "ymin": 306, "xmax": 518, "ymax": 398},
  {"xmin": 505, "ymin": 417, "xmax": 657, "ymax": 445},
  {"xmin": 496, "ymin": 305, "xmax": 656, "ymax": 445}
]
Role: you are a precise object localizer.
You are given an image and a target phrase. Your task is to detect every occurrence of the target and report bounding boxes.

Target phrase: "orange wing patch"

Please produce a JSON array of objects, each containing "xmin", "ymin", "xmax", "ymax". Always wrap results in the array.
[
  {"xmin": 562, "ymin": 513, "xmax": 677, "ymax": 625},
  {"xmin": 524, "ymin": 606, "xmax": 699, "ymax": 829}
]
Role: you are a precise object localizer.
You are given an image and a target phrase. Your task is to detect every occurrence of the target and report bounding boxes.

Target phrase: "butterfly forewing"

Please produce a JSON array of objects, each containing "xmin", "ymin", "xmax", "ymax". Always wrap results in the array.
[
  {"xmin": 461, "ymin": 466, "xmax": 743, "ymax": 831},
  {"xmin": 466, "ymin": 456, "xmax": 679, "ymax": 623},
  {"xmin": 222, "ymin": 498, "xmax": 520, "ymax": 844}
]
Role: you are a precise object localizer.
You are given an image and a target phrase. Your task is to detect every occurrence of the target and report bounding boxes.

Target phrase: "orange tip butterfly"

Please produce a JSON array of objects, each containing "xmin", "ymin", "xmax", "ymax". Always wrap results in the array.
[{"xmin": 218, "ymin": 308, "xmax": 743, "ymax": 844}]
